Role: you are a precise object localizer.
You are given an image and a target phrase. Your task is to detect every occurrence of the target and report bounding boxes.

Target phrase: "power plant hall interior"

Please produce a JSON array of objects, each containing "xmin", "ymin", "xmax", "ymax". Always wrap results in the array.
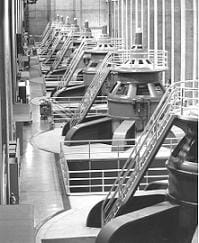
[{"xmin": 0, "ymin": 0, "xmax": 198, "ymax": 242}]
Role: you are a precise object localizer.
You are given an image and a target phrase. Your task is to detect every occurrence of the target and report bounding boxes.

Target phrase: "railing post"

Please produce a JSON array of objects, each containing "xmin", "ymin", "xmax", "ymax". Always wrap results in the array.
[
  {"xmin": 88, "ymin": 141, "xmax": 91, "ymax": 193},
  {"xmin": 180, "ymin": 86, "xmax": 184, "ymax": 115},
  {"xmin": 117, "ymin": 144, "xmax": 120, "ymax": 171},
  {"xmin": 102, "ymin": 170, "xmax": 104, "ymax": 193},
  {"xmin": 146, "ymin": 170, "xmax": 149, "ymax": 189}
]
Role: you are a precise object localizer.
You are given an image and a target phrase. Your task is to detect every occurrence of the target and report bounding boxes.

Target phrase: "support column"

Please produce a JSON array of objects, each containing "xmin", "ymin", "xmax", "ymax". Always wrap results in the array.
[
  {"xmin": 171, "ymin": 0, "xmax": 174, "ymax": 84},
  {"xmin": 141, "ymin": 0, "xmax": 143, "ymax": 32},
  {"xmin": 47, "ymin": 0, "xmax": 51, "ymax": 22},
  {"xmin": 18, "ymin": 0, "xmax": 23, "ymax": 34},
  {"xmin": 130, "ymin": 0, "xmax": 133, "ymax": 45},
  {"xmin": 0, "ymin": 4, "xmax": 3, "ymax": 201},
  {"xmin": 108, "ymin": 0, "xmax": 112, "ymax": 36},
  {"xmin": 0, "ymin": 0, "xmax": 14, "ymax": 204},
  {"xmin": 10, "ymin": 0, "xmax": 17, "ymax": 99},
  {"xmin": 181, "ymin": 0, "xmax": 186, "ymax": 82},
  {"xmin": 118, "ymin": 0, "xmax": 120, "ymax": 38},
  {"xmin": 79, "ymin": 0, "xmax": 83, "ymax": 29},
  {"xmin": 121, "ymin": 0, "xmax": 125, "ymax": 46},
  {"xmin": 6, "ymin": 0, "xmax": 14, "ymax": 141},
  {"xmin": 113, "ymin": 0, "xmax": 116, "ymax": 38},
  {"xmin": 125, "ymin": 0, "xmax": 128, "ymax": 48},
  {"xmin": 154, "ymin": 0, "xmax": 158, "ymax": 66},
  {"xmin": 135, "ymin": 0, "xmax": 138, "ymax": 30},
  {"xmin": 192, "ymin": 0, "xmax": 198, "ymax": 80},
  {"xmin": 147, "ymin": 0, "xmax": 150, "ymax": 48},
  {"xmin": 162, "ymin": 0, "xmax": 166, "ymax": 84},
  {"xmin": 98, "ymin": 0, "xmax": 100, "ymax": 26}
]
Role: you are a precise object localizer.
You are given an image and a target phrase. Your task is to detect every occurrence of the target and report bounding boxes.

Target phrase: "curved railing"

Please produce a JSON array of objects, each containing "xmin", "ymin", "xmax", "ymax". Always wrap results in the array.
[{"xmin": 109, "ymin": 49, "xmax": 168, "ymax": 71}]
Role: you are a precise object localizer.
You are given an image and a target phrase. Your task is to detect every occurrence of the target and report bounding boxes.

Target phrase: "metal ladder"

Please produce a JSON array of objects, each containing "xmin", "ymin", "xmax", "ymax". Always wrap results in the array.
[
  {"xmin": 69, "ymin": 52, "xmax": 112, "ymax": 128},
  {"xmin": 44, "ymin": 34, "xmax": 63, "ymax": 63},
  {"xmin": 58, "ymin": 39, "xmax": 96, "ymax": 89},
  {"xmin": 101, "ymin": 84, "xmax": 181, "ymax": 225},
  {"xmin": 52, "ymin": 34, "xmax": 73, "ymax": 70}
]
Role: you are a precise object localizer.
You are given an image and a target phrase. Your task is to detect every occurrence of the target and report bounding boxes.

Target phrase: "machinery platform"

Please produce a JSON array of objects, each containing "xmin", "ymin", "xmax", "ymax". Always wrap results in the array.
[{"xmin": 36, "ymin": 195, "xmax": 103, "ymax": 243}]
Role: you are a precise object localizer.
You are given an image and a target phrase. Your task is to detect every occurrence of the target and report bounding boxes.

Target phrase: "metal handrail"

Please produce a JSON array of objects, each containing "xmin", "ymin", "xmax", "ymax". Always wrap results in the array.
[
  {"xmin": 101, "ymin": 79, "xmax": 198, "ymax": 225},
  {"xmin": 69, "ymin": 52, "xmax": 113, "ymax": 128},
  {"xmin": 43, "ymin": 34, "xmax": 63, "ymax": 63},
  {"xmin": 39, "ymin": 29, "xmax": 58, "ymax": 51},
  {"xmin": 40, "ymin": 27, "xmax": 53, "ymax": 47},
  {"xmin": 49, "ymin": 95, "xmax": 107, "ymax": 103},
  {"xmin": 59, "ymin": 137, "xmax": 178, "ymax": 195},
  {"xmin": 58, "ymin": 38, "xmax": 97, "ymax": 88},
  {"xmin": 60, "ymin": 142, "xmax": 70, "ymax": 194},
  {"xmin": 61, "ymin": 137, "xmax": 178, "ymax": 156},
  {"xmin": 40, "ymin": 22, "xmax": 51, "ymax": 41},
  {"xmin": 39, "ymin": 26, "xmax": 63, "ymax": 54},
  {"xmin": 52, "ymin": 33, "xmax": 73, "ymax": 69},
  {"xmin": 51, "ymin": 95, "xmax": 108, "ymax": 122},
  {"xmin": 109, "ymin": 49, "xmax": 168, "ymax": 70}
]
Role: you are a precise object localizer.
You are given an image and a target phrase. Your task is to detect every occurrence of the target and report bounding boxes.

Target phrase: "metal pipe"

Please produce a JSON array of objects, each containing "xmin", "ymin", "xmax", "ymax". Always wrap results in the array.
[
  {"xmin": 10, "ymin": 0, "xmax": 17, "ymax": 99},
  {"xmin": 0, "ymin": 0, "xmax": 14, "ymax": 204}
]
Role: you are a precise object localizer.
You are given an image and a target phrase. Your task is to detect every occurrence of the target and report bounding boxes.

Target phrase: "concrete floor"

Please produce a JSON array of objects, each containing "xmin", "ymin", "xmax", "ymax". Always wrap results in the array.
[
  {"xmin": 19, "ymin": 57, "xmax": 104, "ymax": 243},
  {"xmin": 19, "ymin": 57, "xmax": 64, "ymax": 227}
]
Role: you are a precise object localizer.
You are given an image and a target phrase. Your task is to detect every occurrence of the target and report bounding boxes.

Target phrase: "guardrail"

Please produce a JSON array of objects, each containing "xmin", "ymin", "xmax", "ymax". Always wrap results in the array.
[
  {"xmin": 59, "ymin": 137, "xmax": 179, "ymax": 195},
  {"xmin": 48, "ymin": 95, "xmax": 108, "ymax": 123},
  {"xmin": 109, "ymin": 49, "xmax": 168, "ymax": 70},
  {"xmin": 101, "ymin": 79, "xmax": 198, "ymax": 224}
]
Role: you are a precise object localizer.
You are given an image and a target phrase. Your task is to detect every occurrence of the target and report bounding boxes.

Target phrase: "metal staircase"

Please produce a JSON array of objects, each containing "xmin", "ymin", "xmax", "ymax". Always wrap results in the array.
[
  {"xmin": 40, "ymin": 22, "xmax": 51, "ymax": 42},
  {"xmin": 40, "ymin": 30, "xmax": 58, "ymax": 55},
  {"xmin": 58, "ymin": 39, "xmax": 96, "ymax": 89},
  {"xmin": 40, "ymin": 26, "xmax": 52, "ymax": 48},
  {"xmin": 51, "ymin": 100, "xmax": 74, "ymax": 121},
  {"xmin": 44, "ymin": 34, "xmax": 63, "ymax": 63},
  {"xmin": 101, "ymin": 80, "xmax": 198, "ymax": 225},
  {"xmin": 69, "ymin": 52, "xmax": 112, "ymax": 128},
  {"xmin": 52, "ymin": 34, "xmax": 73, "ymax": 70}
]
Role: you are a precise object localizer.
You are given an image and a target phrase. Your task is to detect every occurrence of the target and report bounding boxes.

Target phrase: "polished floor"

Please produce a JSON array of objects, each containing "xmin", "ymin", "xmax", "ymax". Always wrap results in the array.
[
  {"xmin": 19, "ymin": 57, "xmax": 105, "ymax": 243},
  {"xmin": 19, "ymin": 57, "xmax": 64, "ymax": 227}
]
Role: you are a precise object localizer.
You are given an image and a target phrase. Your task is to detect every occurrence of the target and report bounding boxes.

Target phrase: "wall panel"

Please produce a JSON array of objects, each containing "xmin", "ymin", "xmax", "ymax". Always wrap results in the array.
[
  {"xmin": 111, "ymin": 0, "xmax": 198, "ymax": 82},
  {"xmin": 29, "ymin": 0, "xmax": 108, "ymax": 36}
]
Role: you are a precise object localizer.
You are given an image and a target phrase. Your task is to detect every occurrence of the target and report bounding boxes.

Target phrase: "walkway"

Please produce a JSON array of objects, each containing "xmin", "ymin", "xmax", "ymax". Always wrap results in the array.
[{"xmin": 19, "ymin": 56, "xmax": 64, "ymax": 227}]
